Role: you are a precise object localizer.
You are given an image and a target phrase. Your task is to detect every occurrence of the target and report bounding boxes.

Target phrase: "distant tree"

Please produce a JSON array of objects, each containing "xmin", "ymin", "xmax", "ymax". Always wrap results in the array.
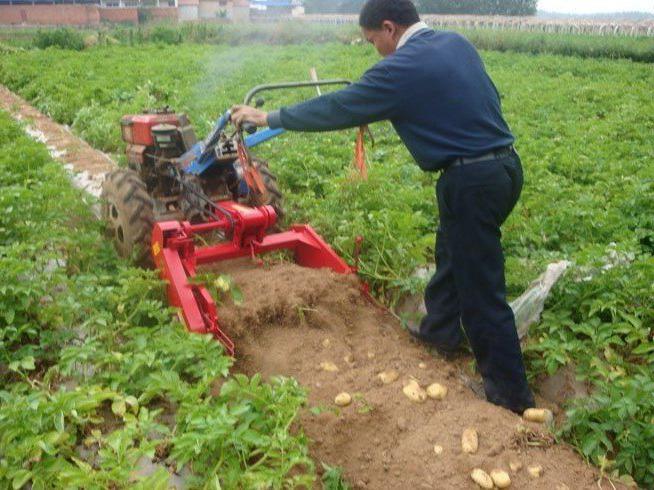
[
  {"xmin": 304, "ymin": 0, "xmax": 538, "ymax": 16},
  {"xmin": 304, "ymin": 0, "xmax": 366, "ymax": 14},
  {"xmin": 417, "ymin": 0, "xmax": 537, "ymax": 15}
]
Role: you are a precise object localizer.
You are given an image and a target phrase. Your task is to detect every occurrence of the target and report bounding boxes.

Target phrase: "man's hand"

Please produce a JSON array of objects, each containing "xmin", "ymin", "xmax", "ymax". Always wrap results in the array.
[{"xmin": 230, "ymin": 105, "xmax": 268, "ymax": 128}]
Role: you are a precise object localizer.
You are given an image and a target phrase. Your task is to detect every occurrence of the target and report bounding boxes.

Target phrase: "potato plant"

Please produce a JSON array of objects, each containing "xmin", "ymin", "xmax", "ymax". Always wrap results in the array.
[{"xmin": 0, "ymin": 111, "xmax": 314, "ymax": 488}]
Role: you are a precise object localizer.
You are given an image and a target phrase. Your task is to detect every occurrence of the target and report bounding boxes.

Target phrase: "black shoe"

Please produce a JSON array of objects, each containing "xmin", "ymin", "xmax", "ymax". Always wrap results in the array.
[{"xmin": 484, "ymin": 379, "xmax": 535, "ymax": 415}]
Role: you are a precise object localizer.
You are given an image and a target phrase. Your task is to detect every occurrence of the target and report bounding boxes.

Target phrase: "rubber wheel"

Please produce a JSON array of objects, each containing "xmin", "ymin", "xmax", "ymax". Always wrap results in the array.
[
  {"xmin": 101, "ymin": 168, "xmax": 155, "ymax": 265},
  {"xmin": 247, "ymin": 158, "xmax": 285, "ymax": 220}
]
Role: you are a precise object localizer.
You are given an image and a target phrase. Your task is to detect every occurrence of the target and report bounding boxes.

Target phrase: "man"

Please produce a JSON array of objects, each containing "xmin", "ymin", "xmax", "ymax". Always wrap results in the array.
[{"xmin": 231, "ymin": 0, "xmax": 535, "ymax": 414}]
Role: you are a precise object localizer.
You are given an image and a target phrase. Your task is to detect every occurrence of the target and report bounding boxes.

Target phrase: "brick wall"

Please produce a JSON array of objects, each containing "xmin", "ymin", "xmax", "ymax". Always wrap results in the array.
[
  {"xmin": 0, "ymin": 5, "xmax": 180, "ymax": 26},
  {"xmin": 0, "ymin": 5, "xmax": 101, "ymax": 26},
  {"xmin": 148, "ymin": 7, "xmax": 179, "ymax": 21},
  {"xmin": 99, "ymin": 8, "xmax": 138, "ymax": 25}
]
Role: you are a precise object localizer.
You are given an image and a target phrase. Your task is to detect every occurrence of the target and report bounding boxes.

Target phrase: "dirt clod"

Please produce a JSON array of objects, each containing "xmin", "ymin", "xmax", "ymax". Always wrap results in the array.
[{"xmin": 320, "ymin": 361, "xmax": 339, "ymax": 372}]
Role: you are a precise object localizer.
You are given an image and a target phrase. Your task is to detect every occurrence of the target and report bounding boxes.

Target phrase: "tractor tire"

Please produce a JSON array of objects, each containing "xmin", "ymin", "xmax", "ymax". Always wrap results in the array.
[
  {"xmin": 247, "ymin": 158, "xmax": 285, "ymax": 220},
  {"xmin": 101, "ymin": 168, "xmax": 155, "ymax": 265}
]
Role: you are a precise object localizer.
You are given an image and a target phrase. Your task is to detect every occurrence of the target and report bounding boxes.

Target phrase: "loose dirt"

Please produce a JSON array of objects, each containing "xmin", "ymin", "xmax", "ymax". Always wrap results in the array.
[
  {"xmin": 0, "ymin": 84, "xmax": 115, "ymax": 197},
  {"xmin": 208, "ymin": 260, "xmax": 621, "ymax": 490}
]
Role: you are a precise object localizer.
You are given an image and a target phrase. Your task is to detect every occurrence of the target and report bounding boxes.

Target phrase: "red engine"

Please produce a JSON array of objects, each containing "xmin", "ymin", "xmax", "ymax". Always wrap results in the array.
[
  {"xmin": 120, "ymin": 113, "xmax": 184, "ymax": 147},
  {"xmin": 120, "ymin": 111, "xmax": 198, "ymax": 194}
]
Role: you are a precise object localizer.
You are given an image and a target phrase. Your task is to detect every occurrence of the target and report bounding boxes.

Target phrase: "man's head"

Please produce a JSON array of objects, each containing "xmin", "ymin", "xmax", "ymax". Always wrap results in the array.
[{"xmin": 359, "ymin": 0, "xmax": 420, "ymax": 57}]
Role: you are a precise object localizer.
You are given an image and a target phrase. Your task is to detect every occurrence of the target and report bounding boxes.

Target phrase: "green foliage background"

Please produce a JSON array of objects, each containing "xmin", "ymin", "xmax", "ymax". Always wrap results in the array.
[{"xmin": 0, "ymin": 35, "xmax": 652, "ymax": 486}]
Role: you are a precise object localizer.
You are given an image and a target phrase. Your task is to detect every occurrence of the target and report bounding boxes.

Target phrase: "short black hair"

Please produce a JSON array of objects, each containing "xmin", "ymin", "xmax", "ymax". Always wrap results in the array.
[{"xmin": 358, "ymin": 0, "xmax": 420, "ymax": 30}]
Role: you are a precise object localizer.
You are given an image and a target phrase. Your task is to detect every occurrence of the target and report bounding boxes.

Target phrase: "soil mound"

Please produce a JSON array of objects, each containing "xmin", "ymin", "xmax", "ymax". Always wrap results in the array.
[{"xmin": 210, "ymin": 260, "xmax": 614, "ymax": 489}]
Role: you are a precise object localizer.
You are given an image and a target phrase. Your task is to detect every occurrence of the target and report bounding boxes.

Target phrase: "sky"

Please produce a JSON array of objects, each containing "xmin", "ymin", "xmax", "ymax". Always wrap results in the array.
[{"xmin": 538, "ymin": 0, "xmax": 654, "ymax": 14}]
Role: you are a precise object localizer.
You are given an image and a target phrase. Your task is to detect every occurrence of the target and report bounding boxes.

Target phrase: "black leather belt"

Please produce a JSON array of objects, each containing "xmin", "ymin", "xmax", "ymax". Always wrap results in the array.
[{"xmin": 447, "ymin": 146, "xmax": 515, "ymax": 169}]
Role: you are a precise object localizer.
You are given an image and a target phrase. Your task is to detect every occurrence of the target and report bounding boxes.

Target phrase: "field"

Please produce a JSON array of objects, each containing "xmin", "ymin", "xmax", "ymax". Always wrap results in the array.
[{"xmin": 0, "ymin": 25, "xmax": 653, "ymax": 488}]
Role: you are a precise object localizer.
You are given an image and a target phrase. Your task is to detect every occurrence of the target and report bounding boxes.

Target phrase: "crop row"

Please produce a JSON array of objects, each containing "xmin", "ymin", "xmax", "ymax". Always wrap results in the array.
[{"xmin": 0, "ymin": 111, "xmax": 315, "ymax": 488}]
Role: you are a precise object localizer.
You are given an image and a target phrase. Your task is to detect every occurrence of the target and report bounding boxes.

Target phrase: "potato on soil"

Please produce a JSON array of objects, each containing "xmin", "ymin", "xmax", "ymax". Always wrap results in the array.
[
  {"xmin": 490, "ymin": 469, "xmax": 511, "ymax": 488},
  {"xmin": 320, "ymin": 361, "xmax": 339, "ymax": 372},
  {"xmin": 470, "ymin": 468, "xmax": 493, "ymax": 489},
  {"xmin": 527, "ymin": 464, "xmax": 543, "ymax": 478},
  {"xmin": 378, "ymin": 370, "xmax": 399, "ymax": 384},
  {"xmin": 426, "ymin": 382, "xmax": 448, "ymax": 400},
  {"xmin": 509, "ymin": 461, "xmax": 522, "ymax": 473},
  {"xmin": 433, "ymin": 445, "xmax": 443, "ymax": 456},
  {"xmin": 523, "ymin": 408, "xmax": 553, "ymax": 424},
  {"xmin": 461, "ymin": 427, "xmax": 479, "ymax": 454},
  {"xmin": 334, "ymin": 392, "xmax": 352, "ymax": 406},
  {"xmin": 402, "ymin": 380, "xmax": 427, "ymax": 403}
]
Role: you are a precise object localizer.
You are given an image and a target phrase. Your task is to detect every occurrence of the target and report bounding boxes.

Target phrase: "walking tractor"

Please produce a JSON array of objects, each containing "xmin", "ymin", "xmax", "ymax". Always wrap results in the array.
[{"xmin": 102, "ymin": 80, "xmax": 363, "ymax": 356}]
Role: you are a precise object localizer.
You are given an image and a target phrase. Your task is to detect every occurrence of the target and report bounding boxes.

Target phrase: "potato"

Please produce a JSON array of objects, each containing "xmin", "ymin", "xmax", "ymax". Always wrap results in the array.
[
  {"xmin": 426, "ymin": 383, "xmax": 448, "ymax": 400},
  {"xmin": 334, "ymin": 392, "xmax": 352, "ymax": 407},
  {"xmin": 470, "ymin": 468, "xmax": 493, "ymax": 489},
  {"xmin": 433, "ymin": 445, "xmax": 443, "ymax": 456},
  {"xmin": 509, "ymin": 461, "xmax": 523, "ymax": 473},
  {"xmin": 402, "ymin": 380, "xmax": 427, "ymax": 403},
  {"xmin": 461, "ymin": 427, "xmax": 479, "ymax": 454},
  {"xmin": 378, "ymin": 370, "xmax": 399, "ymax": 384},
  {"xmin": 320, "ymin": 361, "xmax": 339, "ymax": 372},
  {"xmin": 523, "ymin": 408, "xmax": 553, "ymax": 424},
  {"xmin": 418, "ymin": 362, "xmax": 427, "ymax": 369},
  {"xmin": 490, "ymin": 469, "xmax": 512, "ymax": 488},
  {"xmin": 527, "ymin": 464, "xmax": 543, "ymax": 478}
]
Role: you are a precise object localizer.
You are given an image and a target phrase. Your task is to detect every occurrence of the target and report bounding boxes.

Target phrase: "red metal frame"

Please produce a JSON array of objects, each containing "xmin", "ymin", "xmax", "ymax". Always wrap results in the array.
[{"xmin": 152, "ymin": 201, "xmax": 354, "ymax": 356}]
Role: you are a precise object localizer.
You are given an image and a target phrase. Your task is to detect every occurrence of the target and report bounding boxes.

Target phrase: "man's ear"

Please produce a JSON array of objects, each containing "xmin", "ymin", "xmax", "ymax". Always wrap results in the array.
[{"xmin": 381, "ymin": 20, "xmax": 396, "ymax": 37}]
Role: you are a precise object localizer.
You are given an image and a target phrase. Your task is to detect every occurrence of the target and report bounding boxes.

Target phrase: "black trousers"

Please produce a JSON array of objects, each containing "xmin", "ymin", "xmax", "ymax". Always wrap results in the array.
[{"xmin": 418, "ymin": 151, "xmax": 534, "ymax": 413}]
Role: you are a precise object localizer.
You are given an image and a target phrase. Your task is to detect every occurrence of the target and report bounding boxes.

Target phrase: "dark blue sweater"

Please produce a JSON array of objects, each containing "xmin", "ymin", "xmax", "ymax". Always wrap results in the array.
[{"xmin": 267, "ymin": 29, "xmax": 514, "ymax": 171}]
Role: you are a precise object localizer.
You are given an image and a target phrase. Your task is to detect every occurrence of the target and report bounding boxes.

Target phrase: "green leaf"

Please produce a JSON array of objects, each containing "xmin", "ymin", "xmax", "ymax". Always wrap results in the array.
[
  {"xmin": 20, "ymin": 356, "xmax": 36, "ymax": 371},
  {"xmin": 54, "ymin": 411, "xmax": 65, "ymax": 432},
  {"xmin": 12, "ymin": 469, "xmax": 32, "ymax": 490},
  {"xmin": 230, "ymin": 284, "xmax": 244, "ymax": 306},
  {"xmin": 631, "ymin": 343, "xmax": 654, "ymax": 355},
  {"xmin": 111, "ymin": 399, "xmax": 126, "ymax": 417}
]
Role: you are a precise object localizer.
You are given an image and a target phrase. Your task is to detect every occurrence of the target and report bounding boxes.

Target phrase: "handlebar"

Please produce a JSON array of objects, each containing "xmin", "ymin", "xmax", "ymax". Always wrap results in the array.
[{"xmin": 243, "ymin": 79, "xmax": 352, "ymax": 106}]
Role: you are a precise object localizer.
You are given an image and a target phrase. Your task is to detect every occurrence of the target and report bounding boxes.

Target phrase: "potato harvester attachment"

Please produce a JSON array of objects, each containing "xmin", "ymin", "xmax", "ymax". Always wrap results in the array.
[
  {"xmin": 152, "ymin": 202, "xmax": 354, "ymax": 357},
  {"xmin": 104, "ymin": 80, "xmax": 361, "ymax": 356}
]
